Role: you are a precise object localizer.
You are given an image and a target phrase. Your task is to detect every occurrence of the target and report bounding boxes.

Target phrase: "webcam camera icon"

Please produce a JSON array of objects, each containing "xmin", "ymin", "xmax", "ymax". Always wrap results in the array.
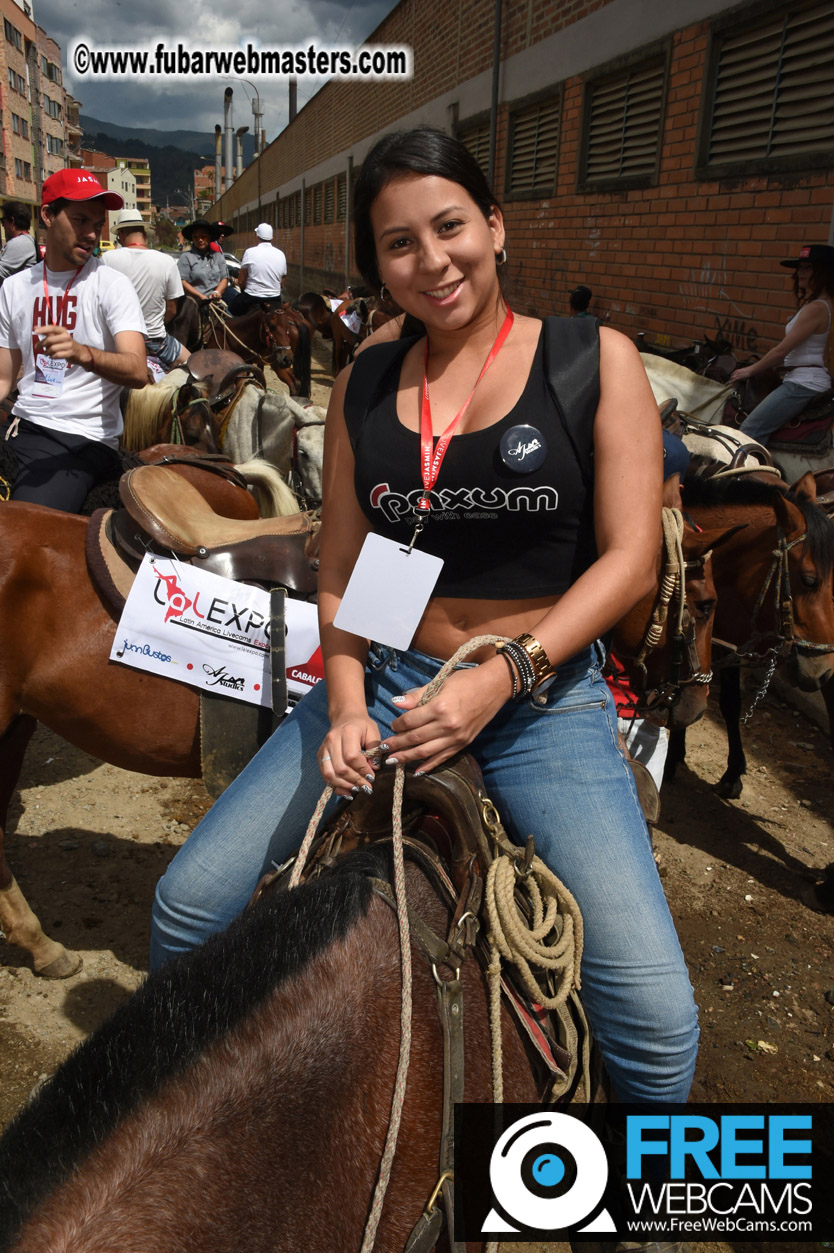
[{"xmin": 482, "ymin": 1112, "xmax": 616, "ymax": 1234}]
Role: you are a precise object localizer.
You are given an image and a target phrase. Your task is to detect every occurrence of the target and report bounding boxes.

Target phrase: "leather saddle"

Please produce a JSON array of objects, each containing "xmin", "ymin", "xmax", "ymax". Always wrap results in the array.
[
  {"xmin": 185, "ymin": 349, "xmax": 266, "ymax": 403},
  {"xmin": 113, "ymin": 464, "xmax": 319, "ymax": 597}
]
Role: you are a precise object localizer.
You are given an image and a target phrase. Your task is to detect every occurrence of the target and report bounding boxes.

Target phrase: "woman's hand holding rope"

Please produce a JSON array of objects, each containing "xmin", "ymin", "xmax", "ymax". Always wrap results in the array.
[
  {"xmin": 318, "ymin": 713, "xmax": 382, "ymax": 798},
  {"xmin": 381, "ymin": 659, "xmax": 513, "ymax": 775}
]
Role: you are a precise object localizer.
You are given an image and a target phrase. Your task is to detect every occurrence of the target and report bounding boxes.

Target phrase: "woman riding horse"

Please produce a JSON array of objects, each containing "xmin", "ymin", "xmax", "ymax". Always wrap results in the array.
[
  {"xmin": 151, "ymin": 129, "xmax": 698, "ymax": 1120},
  {"xmin": 732, "ymin": 243, "xmax": 834, "ymax": 445}
]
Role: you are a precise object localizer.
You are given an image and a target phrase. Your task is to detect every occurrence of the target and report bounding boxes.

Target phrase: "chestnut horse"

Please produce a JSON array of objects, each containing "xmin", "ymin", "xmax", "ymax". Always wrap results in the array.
[
  {"xmin": 0, "ymin": 777, "xmax": 560, "ymax": 1251},
  {"xmin": 200, "ymin": 303, "xmax": 311, "ymax": 397},
  {"xmin": 666, "ymin": 468, "xmax": 834, "ymax": 796},
  {"xmin": 0, "ymin": 466, "xmax": 306, "ymax": 979}
]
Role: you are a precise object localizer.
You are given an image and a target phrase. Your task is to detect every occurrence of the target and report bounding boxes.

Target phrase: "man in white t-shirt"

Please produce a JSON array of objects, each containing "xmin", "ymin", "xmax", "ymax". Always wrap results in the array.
[
  {"xmin": 104, "ymin": 208, "xmax": 189, "ymax": 368},
  {"xmin": 233, "ymin": 223, "xmax": 287, "ymax": 314},
  {"xmin": 0, "ymin": 168, "xmax": 147, "ymax": 511}
]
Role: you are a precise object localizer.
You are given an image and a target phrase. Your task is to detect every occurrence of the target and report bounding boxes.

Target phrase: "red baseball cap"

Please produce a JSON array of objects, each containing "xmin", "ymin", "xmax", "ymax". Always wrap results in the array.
[{"xmin": 41, "ymin": 169, "xmax": 124, "ymax": 210}]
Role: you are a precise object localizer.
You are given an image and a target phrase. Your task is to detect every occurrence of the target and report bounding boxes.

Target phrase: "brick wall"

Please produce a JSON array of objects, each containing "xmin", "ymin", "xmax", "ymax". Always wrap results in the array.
[{"xmin": 211, "ymin": 0, "xmax": 834, "ymax": 357}]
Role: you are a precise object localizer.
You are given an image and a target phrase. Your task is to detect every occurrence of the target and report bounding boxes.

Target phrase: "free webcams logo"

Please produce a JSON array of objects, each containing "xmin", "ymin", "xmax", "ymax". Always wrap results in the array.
[{"xmin": 455, "ymin": 1103, "xmax": 832, "ymax": 1242}]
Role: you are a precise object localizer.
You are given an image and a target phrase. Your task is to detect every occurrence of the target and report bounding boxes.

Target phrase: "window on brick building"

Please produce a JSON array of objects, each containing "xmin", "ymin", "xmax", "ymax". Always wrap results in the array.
[
  {"xmin": 505, "ymin": 94, "xmax": 561, "ymax": 197},
  {"xmin": 45, "ymin": 97, "xmax": 62, "ymax": 119},
  {"xmin": 8, "ymin": 68, "xmax": 26, "ymax": 95},
  {"xmin": 304, "ymin": 188, "xmax": 311, "ymax": 227},
  {"xmin": 324, "ymin": 177, "xmax": 335, "ymax": 223},
  {"xmin": 47, "ymin": 134, "xmax": 63, "ymax": 155},
  {"xmin": 579, "ymin": 58, "xmax": 666, "ymax": 189},
  {"xmin": 700, "ymin": 0, "xmax": 834, "ymax": 173},
  {"xmin": 336, "ymin": 172, "xmax": 347, "ymax": 222},
  {"xmin": 313, "ymin": 182, "xmax": 323, "ymax": 224},
  {"xmin": 11, "ymin": 113, "xmax": 28, "ymax": 138},
  {"xmin": 4, "ymin": 19, "xmax": 22, "ymax": 50},
  {"xmin": 458, "ymin": 118, "xmax": 491, "ymax": 178},
  {"xmin": 14, "ymin": 158, "xmax": 31, "ymax": 180}
]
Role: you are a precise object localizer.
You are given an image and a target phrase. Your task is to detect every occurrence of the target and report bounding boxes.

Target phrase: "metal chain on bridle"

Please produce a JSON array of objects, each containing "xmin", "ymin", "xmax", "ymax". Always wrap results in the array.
[
  {"xmin": 287, "ymin": 635, "xmax": 584, "ymax": 1252},
  {"xmin": 716, "ymin": 527, "xmax": 834, "ymax": 723}
]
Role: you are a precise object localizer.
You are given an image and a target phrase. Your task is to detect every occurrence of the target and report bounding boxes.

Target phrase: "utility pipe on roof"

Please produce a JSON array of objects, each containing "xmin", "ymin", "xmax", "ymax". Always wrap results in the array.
[
  {"xmin": 214, "ymin": 125, "xmax": 222, "ymax": 201},
  {"xmin": 224, "ymin": 88, "xmax": 233, "ymax": 192}
]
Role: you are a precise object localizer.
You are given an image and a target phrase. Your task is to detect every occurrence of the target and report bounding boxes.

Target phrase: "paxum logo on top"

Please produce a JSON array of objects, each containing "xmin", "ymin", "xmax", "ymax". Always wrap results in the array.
[{"xmin": 627, "ymin": 1114, "xmax": 812, "ymax": 1179}]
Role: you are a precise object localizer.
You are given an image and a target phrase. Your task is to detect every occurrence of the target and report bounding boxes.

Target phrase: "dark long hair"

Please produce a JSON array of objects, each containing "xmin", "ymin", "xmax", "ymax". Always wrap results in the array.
[
  {"xmin": 794, "ymin": 259, "xmax": 834, "ymax": 305},
  {"xmin": 353, "ymin": 127, "xmax": 501, "ymax": 293}
]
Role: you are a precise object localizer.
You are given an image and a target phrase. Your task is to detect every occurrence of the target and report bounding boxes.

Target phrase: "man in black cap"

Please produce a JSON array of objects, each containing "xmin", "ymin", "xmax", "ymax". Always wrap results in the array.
[{"xmin": 177, "ymin": 220, "xmax": 229, "ymax": 305}]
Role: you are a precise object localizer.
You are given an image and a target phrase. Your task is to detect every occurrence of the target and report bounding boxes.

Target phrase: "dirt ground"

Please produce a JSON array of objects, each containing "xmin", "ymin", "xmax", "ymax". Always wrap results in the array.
[{"xmin": 1, "ymin": 340, "xmax": 831, "ymax": 1251}]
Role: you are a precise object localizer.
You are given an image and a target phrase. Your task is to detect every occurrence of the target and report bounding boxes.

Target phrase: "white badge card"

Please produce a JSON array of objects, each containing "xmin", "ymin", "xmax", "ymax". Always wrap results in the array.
[
  {"xmin": 334, "ymin": 532, "xmax": 443, "ymax": 650},
  {"xmin": 33, "ymin": 355, "xmax": 67, "ymax": 398}
]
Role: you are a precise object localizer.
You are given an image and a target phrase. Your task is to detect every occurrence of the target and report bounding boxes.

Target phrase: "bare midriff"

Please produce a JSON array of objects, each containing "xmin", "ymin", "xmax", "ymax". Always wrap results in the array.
[{"xmin": 413, "ymin": 592, "xmax": 563, "ymax": 664}]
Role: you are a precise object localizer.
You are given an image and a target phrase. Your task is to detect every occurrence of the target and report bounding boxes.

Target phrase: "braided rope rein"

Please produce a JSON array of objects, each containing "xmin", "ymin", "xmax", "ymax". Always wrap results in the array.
[
  {"xmin": 288, "ymin": 633, "xmax": 583, "ymax": 1250},
  {"xmin": 635, "ymin": 506, "xmax": 686, "ymax": 667}
]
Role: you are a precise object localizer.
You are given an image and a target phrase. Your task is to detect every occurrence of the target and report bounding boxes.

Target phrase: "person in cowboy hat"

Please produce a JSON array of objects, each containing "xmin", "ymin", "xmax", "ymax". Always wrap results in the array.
[
  {"xmin": 177, "ymin": 219, "xmax": 228, "ymax": 305},
  {"xmin": 104, "ymin": 208, "xmax": 190, "ymax": 368},
  {"xmin": 0, "ymin": 168, "xmax": 147, "ymax": 511},
  {"xmin": 208, "ymin": 219, "xmax": 233, "ymax": 255},
  {"xmin": 731, "ymin": 243, "xmax": 834, "ymax": 445}
]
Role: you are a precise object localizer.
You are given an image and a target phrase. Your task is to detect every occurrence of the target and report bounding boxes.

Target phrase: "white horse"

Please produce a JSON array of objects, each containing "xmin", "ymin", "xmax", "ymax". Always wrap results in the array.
[
  {"xmin": 220, "ymin": 384, "xmax": 326, "ymax": 504},
  {"xmin": 641, "ymin": 354, "xmax": 737, "ymax": 426}
]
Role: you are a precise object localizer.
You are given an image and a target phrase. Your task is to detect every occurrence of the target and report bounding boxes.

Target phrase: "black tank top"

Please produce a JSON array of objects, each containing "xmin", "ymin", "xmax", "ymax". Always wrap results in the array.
[{"xmin": 344, "ymin": 319, "xmax": 599, "ymax": 599}]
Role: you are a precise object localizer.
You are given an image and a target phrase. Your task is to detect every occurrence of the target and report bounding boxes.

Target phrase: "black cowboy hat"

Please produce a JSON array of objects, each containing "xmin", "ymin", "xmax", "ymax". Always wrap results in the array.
[
  {"xmin": 214, "ymin": 220, "xmax": 233, "ymax": 236},
  {"xmin": 780, "ymin": 243, "xmax": 834, "ymax": 269},
  {"xmin": 182, "ymin": 219, "xmax": 222, "ymax": 242}
]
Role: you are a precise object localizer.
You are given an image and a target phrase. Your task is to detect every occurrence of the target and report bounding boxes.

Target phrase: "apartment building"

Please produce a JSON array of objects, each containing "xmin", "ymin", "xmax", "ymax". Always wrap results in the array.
[{"xmin": 0, "ymin": 0, "xmax": 76, "ymax": 215}]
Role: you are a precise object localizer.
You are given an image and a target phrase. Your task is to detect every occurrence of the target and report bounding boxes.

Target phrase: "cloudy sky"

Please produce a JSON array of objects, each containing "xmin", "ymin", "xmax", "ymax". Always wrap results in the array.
[{"xmin": 33, "ymin": 0, "xmax": 396, "ymax": 140}]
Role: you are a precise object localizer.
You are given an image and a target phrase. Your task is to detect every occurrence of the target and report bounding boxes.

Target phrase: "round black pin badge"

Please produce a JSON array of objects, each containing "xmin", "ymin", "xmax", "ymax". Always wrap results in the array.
[{"xmin": 499, "ymin": 424, "xmax": 547, "ymax": 473}]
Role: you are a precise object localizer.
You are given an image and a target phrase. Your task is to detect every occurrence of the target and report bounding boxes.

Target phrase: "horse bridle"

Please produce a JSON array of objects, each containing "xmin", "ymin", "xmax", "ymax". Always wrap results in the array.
[
  {"xmin": 719, "ymin": 526, "xmax": 834, "ymax": 666},
  {"xmin": 201, "ymin": 303, "xmax": 293, "ymax": 371}
]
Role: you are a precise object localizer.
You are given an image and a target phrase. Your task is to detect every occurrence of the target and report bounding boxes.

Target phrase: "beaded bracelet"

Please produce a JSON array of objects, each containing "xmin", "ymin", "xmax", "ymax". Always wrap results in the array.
[
  {"xmin": 497, "ymin": 647, "xmax": 519, "ymax": 699},
  {"xmin": 496, "ymin": 634, "xmax": 556, "ymax": 699}
]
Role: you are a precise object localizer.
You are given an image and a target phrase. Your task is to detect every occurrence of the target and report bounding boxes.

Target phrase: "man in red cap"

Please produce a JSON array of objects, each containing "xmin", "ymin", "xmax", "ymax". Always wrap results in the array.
[{"xmin": 0, "ymin": 169, "xmax": 147, "ymax": 511}]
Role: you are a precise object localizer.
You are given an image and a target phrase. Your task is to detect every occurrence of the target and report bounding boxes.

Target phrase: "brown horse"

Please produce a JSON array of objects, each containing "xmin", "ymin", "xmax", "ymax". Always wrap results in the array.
[
  {"xmin": 666, "ymin": 467, "xmax": 834, "ymax": 795},
  {"xmin": 0, "ymin": 766, "xmax": 567, "ymax": 1251},
  {"xmin": 0, "ymin": 467, "xmax": 310, "ymax": 979},
  {"xmin": 200, "ymin": 303, "xmax": 311, "ymax": 396}
]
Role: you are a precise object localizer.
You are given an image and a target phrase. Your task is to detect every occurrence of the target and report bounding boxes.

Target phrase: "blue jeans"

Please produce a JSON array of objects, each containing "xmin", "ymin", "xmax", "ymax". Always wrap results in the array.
[
  {"xmin": 151, "ymin": 643, "xmax": 698, "ymax": 1102},
  {"xmin": 739, "ymin": 379, "xmax": 821, "ymax": 445}
]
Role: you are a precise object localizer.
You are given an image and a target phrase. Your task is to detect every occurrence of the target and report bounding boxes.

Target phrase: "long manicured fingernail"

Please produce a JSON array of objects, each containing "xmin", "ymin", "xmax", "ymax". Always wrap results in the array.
[
  {"xmin": 362, "ymin": 784, "xmax": 373, "ymax": 795},
  {"xmin": 414, "ymin": 770, "xmax": 425, "ymax": 777},
  {"xmin": 351, "ymin": 785, "xmax": 359, "ymax": 794},
  {"xmin": 379, "ymin": 742, "xmax": 390, "ymax": 751},
  {"xmin": 392, "ymin": 696, "xmax": 406, "ymax": 705},
  {"xmin": 384, "ymin": 756, "xmax": 399, "ymax": 767},
  {"xmin": 365, "ymin": 773, "xmax": 375, "ymax": 782}
]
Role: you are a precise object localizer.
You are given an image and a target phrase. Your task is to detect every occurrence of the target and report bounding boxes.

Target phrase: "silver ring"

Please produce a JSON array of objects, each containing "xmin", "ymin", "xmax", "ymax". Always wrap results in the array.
[{"xmin": 320, "ymin": 753, "xmax": 331, "ymax": 763}]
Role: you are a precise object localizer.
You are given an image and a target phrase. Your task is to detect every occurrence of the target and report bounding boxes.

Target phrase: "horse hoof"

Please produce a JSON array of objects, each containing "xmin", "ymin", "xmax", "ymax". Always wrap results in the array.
[
  {"xmin": 35, "ymin": 949, "xmax": 83, "ymax": 979},
  {"xmin": 714, "ymin": 775, "xmax": 743, "ymax": 799}
]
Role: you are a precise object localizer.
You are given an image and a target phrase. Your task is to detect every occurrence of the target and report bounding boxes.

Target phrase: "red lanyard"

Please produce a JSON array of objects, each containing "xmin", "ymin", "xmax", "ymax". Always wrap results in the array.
[
  {"xmin": 418, "ymin": 306, "xmax": 514, "ymax": 510},
  {"xmin": 41, "ymin": 258, "xmax": 87, "ymax": 329}
]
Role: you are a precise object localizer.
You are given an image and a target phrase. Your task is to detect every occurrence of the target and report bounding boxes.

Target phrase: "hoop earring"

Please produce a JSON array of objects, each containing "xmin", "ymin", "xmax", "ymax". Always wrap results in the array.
[
  {"xmin": 495, "ymin": 247, "xmax": 507, "ymax": 267},
  {"xmin": 379, "ymin": 283, "xmax": 390, "ymax": 302}
]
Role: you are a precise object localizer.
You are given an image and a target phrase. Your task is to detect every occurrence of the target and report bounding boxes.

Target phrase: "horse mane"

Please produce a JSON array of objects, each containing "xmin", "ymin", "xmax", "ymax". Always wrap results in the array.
[
  {"xmin": 0, "ymin": 861, "xmax": 383, "ymax": 1244},
  {"xmin": 121, "ymin": 369, "xmax": 190, "ymax": 452},
  {"xmin": 685, "ymin": 458, "xmax": 834, "ymax": 576}
]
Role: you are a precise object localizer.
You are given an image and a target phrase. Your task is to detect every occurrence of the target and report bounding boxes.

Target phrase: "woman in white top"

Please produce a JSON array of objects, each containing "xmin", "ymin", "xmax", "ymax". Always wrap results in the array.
[{"xmin": 732, "ymin": 243, "xmax": 833, "ymax": 445}]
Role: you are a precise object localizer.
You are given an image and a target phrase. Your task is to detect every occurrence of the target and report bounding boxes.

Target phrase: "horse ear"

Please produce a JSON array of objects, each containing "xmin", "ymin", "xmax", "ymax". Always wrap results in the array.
[
  {"xmin": 772, "ymin": 487, "xmax": 806, "ymax": 536},
  {"xmin": 789, "ymin": 471, "xmax": 818, "ymax": 503},
  {"xmin": 683, "ymin": 522, "xmax": 746, "ymax": 561}
]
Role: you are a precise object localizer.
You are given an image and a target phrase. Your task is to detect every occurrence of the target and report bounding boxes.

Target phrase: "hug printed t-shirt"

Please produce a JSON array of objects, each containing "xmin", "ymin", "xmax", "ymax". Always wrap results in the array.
[{"xmin": 0, "ymin": 259, "xmax": 145, "ymax": 447}]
